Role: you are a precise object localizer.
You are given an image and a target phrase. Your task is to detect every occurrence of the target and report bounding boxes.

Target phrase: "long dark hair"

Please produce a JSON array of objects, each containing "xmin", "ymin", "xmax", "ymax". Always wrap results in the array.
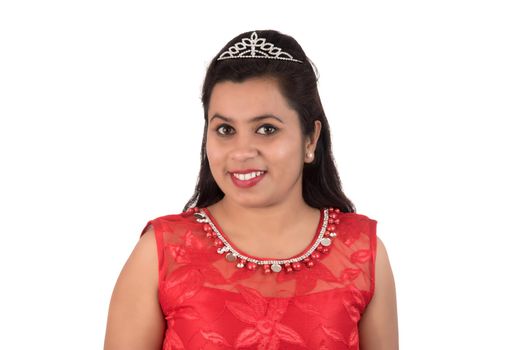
[{"xmin": 183, "ymin": 30, "xmax": 356, "ymax": 213}]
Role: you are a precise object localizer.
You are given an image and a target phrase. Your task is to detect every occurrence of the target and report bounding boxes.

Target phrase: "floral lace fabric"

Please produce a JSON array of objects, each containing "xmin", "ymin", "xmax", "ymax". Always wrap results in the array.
[{"xmin": 140, "ymin": 208, "xmax": 377, "ymax": 350}]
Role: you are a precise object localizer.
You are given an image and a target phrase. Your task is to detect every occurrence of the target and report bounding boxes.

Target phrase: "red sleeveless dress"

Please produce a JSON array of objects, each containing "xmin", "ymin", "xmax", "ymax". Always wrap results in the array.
[{"xmin": 140, "ymin": 207, "xmax": 377, "ymax": 350}]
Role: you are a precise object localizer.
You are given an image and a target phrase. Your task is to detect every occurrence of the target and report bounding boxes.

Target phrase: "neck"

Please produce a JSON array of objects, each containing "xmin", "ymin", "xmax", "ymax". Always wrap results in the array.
[{"xmin": 209, "ymin": 197, "xmax": 317, "ymax": 239}]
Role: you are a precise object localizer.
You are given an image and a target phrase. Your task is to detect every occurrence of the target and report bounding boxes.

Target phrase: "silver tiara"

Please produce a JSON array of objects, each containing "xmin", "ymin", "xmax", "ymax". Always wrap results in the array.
[{"xmin": 217, "ymin": 31, "xmax": 303, "ymax": 63}]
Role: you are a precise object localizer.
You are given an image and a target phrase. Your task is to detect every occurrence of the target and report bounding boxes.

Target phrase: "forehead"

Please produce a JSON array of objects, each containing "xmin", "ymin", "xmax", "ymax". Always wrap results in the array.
[{"xmin": 208, "ymin": 77, "xmax": 297, "ymax": 122}]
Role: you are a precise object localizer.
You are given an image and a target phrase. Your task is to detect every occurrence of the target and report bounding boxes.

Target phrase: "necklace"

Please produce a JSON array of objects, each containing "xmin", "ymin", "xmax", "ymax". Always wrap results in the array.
[{"xmin": 189, "ymin": 207, "xmax": 341, "ymax": 274}]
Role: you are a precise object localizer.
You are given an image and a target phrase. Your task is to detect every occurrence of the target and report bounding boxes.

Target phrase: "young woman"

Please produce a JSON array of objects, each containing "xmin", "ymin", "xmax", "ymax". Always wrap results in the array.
[{"xmin": 105, "ymin": 30, "xmax": 398, "ymax": 350}]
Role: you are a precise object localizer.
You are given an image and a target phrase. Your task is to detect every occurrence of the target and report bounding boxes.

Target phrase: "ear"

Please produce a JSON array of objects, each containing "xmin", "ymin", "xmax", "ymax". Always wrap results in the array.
[{"xmin": 304, "ymin": 120, "xmax": 322, "ymax": 163}]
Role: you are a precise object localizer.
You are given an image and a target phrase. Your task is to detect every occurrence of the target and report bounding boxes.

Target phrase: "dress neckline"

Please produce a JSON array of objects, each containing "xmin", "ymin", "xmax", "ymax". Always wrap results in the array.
[{"xmin": 200, "ymin": 207, "xmax": 327, "ymax": 261}]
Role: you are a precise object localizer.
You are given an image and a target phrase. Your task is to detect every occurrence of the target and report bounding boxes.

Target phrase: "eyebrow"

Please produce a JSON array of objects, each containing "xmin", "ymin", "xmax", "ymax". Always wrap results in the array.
[{"xmin": 209, "ymin": 113, "xmax": 285, "ymax": 124}]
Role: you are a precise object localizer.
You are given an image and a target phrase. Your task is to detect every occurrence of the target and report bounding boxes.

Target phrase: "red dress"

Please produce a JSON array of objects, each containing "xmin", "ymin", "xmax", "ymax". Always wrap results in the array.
[{"xmin": 140, "ymin": 207, "xmax": 377, "ymax": 350}]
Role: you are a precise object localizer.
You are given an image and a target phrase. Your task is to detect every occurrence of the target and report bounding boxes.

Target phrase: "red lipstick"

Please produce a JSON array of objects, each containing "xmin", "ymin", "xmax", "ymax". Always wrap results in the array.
[{"xmin": 229, "ymin": 170, "xmax": 266, "ymax": 188}]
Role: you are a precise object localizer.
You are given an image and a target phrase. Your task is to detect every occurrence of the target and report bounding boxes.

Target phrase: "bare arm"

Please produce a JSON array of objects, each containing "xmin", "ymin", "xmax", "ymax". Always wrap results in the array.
[
  {"xmin": 359, "ymin": 236, "xmax": 399, "ymax": 350},
  {"xmin": 104, "ymin": 227, "xmax": 166, "ymax": 350}
]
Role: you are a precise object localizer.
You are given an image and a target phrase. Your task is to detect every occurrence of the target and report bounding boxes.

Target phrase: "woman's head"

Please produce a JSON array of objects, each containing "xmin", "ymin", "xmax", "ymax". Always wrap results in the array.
[
  {"xmin": 205, "ymin": 76, "xmax": 322, "ymax": 209},
  {"xmin": 184, "ymin": 30, "xmax": 355, "ymax": 213}
]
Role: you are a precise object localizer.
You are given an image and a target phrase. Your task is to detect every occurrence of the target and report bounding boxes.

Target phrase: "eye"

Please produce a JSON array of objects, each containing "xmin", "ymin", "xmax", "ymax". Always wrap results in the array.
[
  {"xmin": 257, "ymin": 124, "xmax": 278, "ymax": 135},
  {"xmin": 216, "ymin": 124, "xmax": 235, "ymax": 136}
]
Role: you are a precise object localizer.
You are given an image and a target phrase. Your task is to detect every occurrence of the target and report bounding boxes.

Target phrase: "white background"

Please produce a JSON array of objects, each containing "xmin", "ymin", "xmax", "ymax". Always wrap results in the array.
[{"xmin": 1, "ymin": 1, "xmax": 523, "ymax": 349}]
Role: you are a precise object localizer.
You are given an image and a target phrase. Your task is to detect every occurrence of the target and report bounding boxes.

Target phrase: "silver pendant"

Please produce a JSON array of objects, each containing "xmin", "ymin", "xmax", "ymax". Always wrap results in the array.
[
  {"xmin": 270, "ymin": 263, "xmax": 282, "ymax": 273},
  {"xmin": 225, "ymin": 252, "xmax": 237, "ymax": 262},
  {"xmin": 320, "ymin": 237, "xmax": 332, "ymax": 246}
]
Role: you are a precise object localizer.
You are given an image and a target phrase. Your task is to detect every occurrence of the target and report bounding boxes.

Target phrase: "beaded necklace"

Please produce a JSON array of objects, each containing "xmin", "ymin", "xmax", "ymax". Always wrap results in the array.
[{"xmin": 187, "ymin": 207, "xmax": 340, "ymax": 274}]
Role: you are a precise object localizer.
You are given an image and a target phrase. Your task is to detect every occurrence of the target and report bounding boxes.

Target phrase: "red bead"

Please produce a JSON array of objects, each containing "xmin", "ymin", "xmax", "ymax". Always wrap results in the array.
[
  {"xmin": 203, "ymin": 224, "xmax": 212, "ymax": 232},
  {"xmin": 213, "ymin": 239, "xmax": 223, "ymax": 247},
  {"xmin": 306, "ymin": 261, "xmax": 315, "ymax": 268},
  {"xmin": 335, "ymin": 219, "xmax": 340, "ymax": 224},
  {"xmin": 316, "ymin": 245, "xmax": 324, "ymax": 251},
  {"xmin": 334, "ymin": 208, "xmax": 340, "ymax": 213},
  {"xmin": 322, "ymin": 247, "xmax": 330, "ymax": 254},
  {"xmin": 284, "ymin": 263, "xmax": 292, "ymax": 273},
  {"xmin": 246, "ymin": 262, "xmax": 257, "ymax": 270},
  {"xmin": 211, "ymin": 231, "xmax": 217, "ymax": 238},
  {"xmin": 311, "ymin": 252, "xmax": 320, "ymax": 260},
  {"xmin": 328, "ymin": 225, "xmax": 336, "ymax": 232},
  {"xmin": 263, "ymin": 264, "xmax": 271, "ymax": 274},
  {"xmin": 328, "ymin": 218, "xmax": 334, "ymax": 224},
  {"xmin": 329, "ymin": 213, "xmax": 338, "ymax": 219},
  {"xmin": 206, "ymin": 232, "xmax": 213, "ymax": 238},
  {"xmin": 292, "ymin": 262, "xmax": 303, "ymax": 271},
  {"xmin": 329, "ymin": 207, "xmax": 334, "ymax": 212},
  {"xmin": 303, "ymin": 257, "xmax": 311, "ymax": 263}
]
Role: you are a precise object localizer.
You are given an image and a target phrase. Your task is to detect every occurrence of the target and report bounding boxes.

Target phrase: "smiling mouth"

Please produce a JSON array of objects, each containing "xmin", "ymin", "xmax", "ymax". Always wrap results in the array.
[{"xmin": 231, "ymin": 171, "xmax": 266, "ymax": 181}]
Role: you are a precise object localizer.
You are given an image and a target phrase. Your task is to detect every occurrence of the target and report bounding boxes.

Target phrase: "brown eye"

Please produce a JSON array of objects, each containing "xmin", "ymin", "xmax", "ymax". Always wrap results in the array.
[
  {"xmin": 257, "ymin": 124, "xmax": 278, "ymax": 135},
  {"xmin": 216, "ymin": 124, "xmax": 235, "ymax": 136}
]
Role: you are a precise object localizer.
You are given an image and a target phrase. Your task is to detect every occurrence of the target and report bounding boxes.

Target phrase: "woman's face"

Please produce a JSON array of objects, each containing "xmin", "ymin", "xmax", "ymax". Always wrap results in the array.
[{"xmin": 206, "ymin": 77, "xmax": 318, "ymax": 208}]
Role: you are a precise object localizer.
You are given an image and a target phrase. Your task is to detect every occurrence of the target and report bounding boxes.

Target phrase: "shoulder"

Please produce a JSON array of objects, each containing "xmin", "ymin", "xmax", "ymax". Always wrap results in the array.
[
  {"xmin": 335, "ymin": 211, "xmax": 378, "ymax": 242},
  {"xmin": 149, "ymin": 211, "xmax": 197, "ymax": 226},
  {"xmin": 140, "ymin": 210, "xmax": 198, "ymax": 238},
  {"xmin": 338, "ymin": 211, "xmax": 377, "ymax": 226}
]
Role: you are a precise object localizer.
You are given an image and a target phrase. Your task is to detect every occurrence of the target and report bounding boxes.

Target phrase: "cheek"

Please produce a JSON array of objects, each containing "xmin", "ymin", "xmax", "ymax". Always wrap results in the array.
[
  {"xmin": 205, "ymin": 139, "xmax": 215, "ymax": 159},
  {"xmin": 205, "ymin": 136, "xmax": 223, "ymax": 167},
  {"xmin": 206, "ymin": 140, "xmax": 235, "ymax": 184},
  {"xmin": 269, "ymin": 137, "xmax": 304, "ymax": 165}
]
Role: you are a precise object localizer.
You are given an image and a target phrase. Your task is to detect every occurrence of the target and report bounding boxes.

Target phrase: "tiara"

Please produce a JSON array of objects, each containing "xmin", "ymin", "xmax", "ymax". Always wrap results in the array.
[{"xmin": 217, "ymin": 31, "xmax": 303, "ymax": 63}]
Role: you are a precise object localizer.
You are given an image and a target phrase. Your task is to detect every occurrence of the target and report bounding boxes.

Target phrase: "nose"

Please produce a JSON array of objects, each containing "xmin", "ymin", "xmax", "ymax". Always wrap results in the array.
[{"xmin": 229, "ymin": 135, "xmax": 259, "ymax": 162}]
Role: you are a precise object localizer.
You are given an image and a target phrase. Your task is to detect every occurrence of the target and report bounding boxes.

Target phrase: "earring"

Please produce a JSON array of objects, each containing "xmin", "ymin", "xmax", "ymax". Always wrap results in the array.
[{"xmin": 306, "ymin": 152, "xmax": 313, "ymax": 160}]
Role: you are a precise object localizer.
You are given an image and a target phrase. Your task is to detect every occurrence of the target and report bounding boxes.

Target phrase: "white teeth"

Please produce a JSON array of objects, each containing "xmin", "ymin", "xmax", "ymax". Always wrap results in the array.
[{"xmin": 233, "ymin": 171, "xmax": 264, "ymax": 181}]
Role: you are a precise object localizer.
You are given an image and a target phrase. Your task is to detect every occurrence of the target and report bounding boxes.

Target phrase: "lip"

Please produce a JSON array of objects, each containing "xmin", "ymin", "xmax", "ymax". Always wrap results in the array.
[
  {"xmin": 229, "ymin": 168, "xmax": 266, "ymax": 174},
  {"xmin": 229, "ymin": 170, "xmax": 266, "ymax": 188}
]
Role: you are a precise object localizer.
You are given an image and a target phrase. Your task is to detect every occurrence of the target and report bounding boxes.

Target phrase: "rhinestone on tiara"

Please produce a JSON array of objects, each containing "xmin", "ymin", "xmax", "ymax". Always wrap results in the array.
[{"xmin": 217, "ymin": 31, "xmax": 303, "ymax": 63}]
